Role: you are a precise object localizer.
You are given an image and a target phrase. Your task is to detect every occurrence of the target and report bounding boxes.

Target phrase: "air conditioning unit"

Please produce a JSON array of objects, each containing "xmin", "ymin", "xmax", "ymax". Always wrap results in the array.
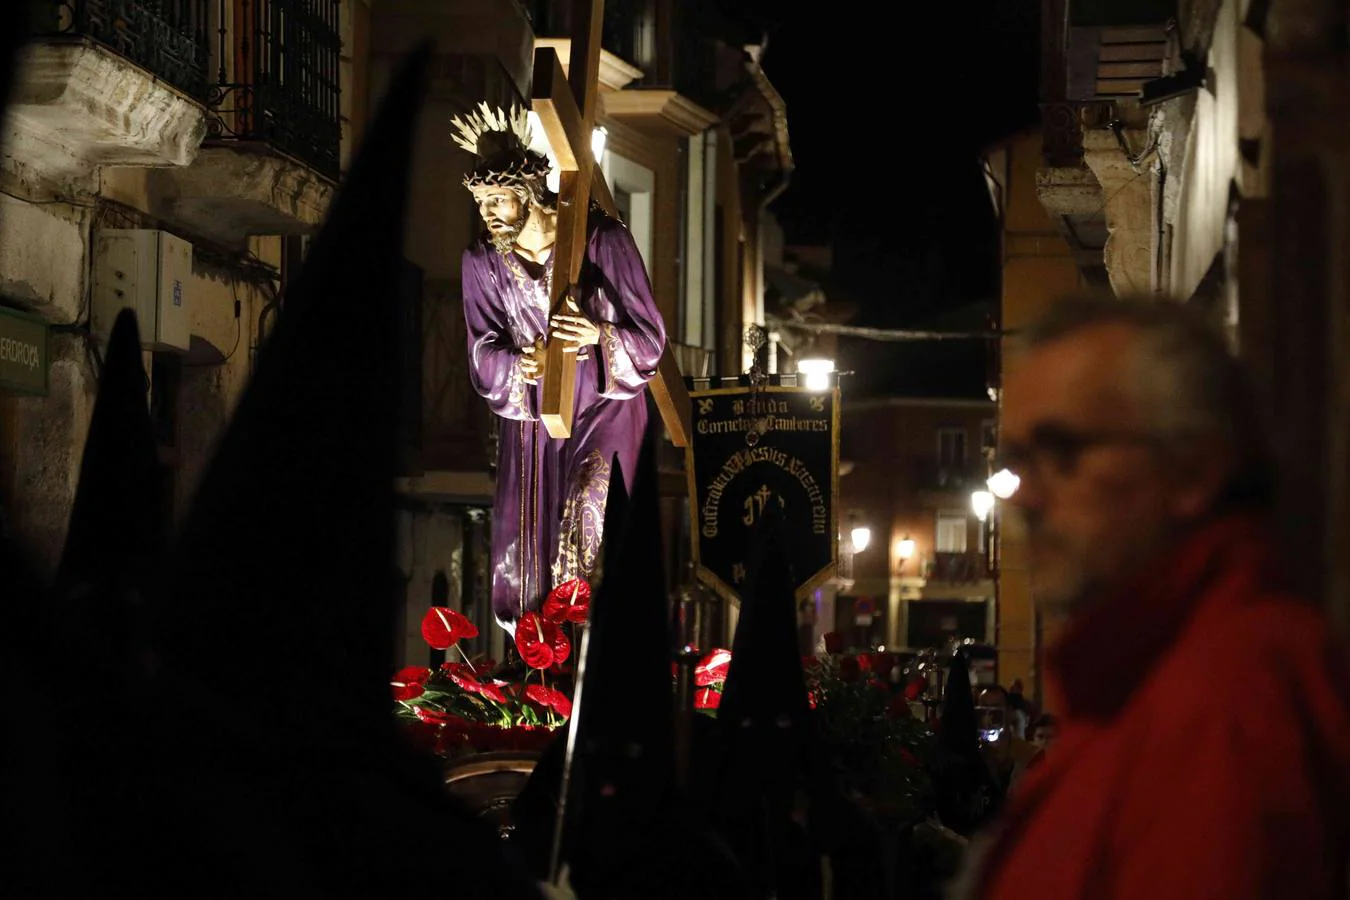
[{"xmin": 92, "ymin": 229, "xmax": 192, "ymax": 352}]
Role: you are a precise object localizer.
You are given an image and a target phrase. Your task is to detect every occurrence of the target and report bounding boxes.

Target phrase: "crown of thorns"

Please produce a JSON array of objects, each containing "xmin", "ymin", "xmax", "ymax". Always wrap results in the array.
[{"xmin": 451, "ymin": 102, "xmax": 552, "ymax": 191}]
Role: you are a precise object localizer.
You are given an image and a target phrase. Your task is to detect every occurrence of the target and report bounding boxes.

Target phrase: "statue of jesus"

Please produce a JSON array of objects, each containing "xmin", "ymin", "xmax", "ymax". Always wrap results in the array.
[{"xmin": 452, "ymin": 104, "xmax": 666, "ymax": 633}]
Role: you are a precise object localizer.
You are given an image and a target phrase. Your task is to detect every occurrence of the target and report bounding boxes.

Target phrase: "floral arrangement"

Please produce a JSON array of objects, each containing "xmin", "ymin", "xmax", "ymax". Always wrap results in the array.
[
  {"xmin": 687, "ymin": 639, "xmax": 939, "ymax": 824},
  {"xmin": 392, "ymin": 579, "xmax": 590, "ymax": 758},
  {"xmin": 394, "ymin": 588, "xmax": 939, "ymax": 824}
]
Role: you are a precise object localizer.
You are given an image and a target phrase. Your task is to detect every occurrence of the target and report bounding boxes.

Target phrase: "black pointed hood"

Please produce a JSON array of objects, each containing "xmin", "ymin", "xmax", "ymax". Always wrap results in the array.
[
  {"xmin": 932, "ymin": 648, "xmax": 1001, "ymax": 836},
  {"xmin": 565, "ymin": 424, "xmax": 676, "ymax": 865},
  {"xmin": 1, "ymin": 311, "xmax": 160, "ymax": 896},
  {"xmin": 709, "ymin": 506, "xmax": 863, "ymax": 900},
  {"xmin": 57, "ymin": 308, "xmax": 163, "ymax": 591},
  {"xmin": 125, "ymin": 42, "xmax": 544, "ymax": 900},
  {"xmin": 573, "ymin": 427, "xmax": 675, "ymax": 765},
  {"xmin": 938, "ymin": 649, "xmax": 981, "ymax": 761},
  {"xmin": 48, "ymin": 309, "xmax": 162, "ymax": 889},
  {"xmin": 0, "ymin": 19, "xmax": 61, "ymax": 893},
  {"xmin": 150, "ymin": 44, "xmax": 426, "ymax": 725},
  {"xmin": 706, "ymin": 504, "xmax": 817, "ymax": 886},
  {"xmin": 715, "ymin": 503, "xmax": 814, "ymax": 735}
]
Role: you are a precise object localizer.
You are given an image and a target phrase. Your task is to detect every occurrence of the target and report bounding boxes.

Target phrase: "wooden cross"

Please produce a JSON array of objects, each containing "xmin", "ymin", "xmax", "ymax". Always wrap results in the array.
[{"xmin": 530, "ymin": 0, "xmax": 692, "ymax": 447}]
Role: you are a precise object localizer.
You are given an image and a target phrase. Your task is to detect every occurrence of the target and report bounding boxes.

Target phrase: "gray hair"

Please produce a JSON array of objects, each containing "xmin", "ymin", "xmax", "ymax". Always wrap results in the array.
[{"xmin": 1014, "ymin": 294, "xmax": 1274, "ymax": 509}]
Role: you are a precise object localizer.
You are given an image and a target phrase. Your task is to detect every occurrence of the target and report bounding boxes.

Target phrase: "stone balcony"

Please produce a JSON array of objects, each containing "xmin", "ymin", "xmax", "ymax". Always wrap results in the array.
[
  {"xmin": 142, "ymin": 147, "xmax": 335, "ymax": 250},
  {"xmin": 3, "ymin": 41, "xmax": 208, "ymax": 187}
]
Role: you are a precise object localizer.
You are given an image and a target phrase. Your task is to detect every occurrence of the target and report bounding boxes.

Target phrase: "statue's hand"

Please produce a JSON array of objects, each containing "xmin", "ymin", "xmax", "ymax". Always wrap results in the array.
[
  {"xmin": 550, "ymin": 296, "xmax": 601, "ymax": 347},
  {"xmin": 519, "ymin": 337, "xmax": 545, "ymax": 383}
]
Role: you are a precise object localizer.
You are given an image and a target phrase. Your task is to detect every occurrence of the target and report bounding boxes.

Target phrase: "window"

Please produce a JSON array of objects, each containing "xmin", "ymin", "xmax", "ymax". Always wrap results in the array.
[
  {"xmin": 936, "ymin": 510, "xmax": 968, "ymax": 554},
  {"xmin": 600, "ymin": 152, "xmax": 654, "ymax": 271},
  {"xmin": 981, "ymin": 418, "xmax": 997, "ymax": 453},
  {"xmin": 937, "ymin": 427, "xmax": 967, "ymax": 469}
]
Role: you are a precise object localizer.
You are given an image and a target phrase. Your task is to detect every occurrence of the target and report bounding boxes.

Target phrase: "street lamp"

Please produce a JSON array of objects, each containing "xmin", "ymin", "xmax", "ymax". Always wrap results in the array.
[
  {"xmin": 971, "ymin": 489, "xmax": 995, "ymax": 523},
  {"xmin": 987, "ymin": 468, "xmax": 1020, "ymax": 499},
  {"xmin": 797, "ymin": 357, "xmax": 835, "ymax": 391},
  {"xmin": 896, "ymin": 534, "xmax": 916, "ymax": 563},
  {"xmin": 850, "ymin": 524, "xmax": 872, "ymax": 553}
]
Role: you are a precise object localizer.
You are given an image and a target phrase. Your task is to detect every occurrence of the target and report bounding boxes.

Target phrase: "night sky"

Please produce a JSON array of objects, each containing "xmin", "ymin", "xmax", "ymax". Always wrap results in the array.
[{"xmin": 709, "ymin": 2, "xmax": 1042, "ymax": 397}]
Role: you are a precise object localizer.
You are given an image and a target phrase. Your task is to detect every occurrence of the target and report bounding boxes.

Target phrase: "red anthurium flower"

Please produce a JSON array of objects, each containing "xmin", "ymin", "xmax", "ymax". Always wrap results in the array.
[
  {"xmin": 444, "ymin": 668, "xmax": 484, "ymax": 695},
  {"xmin": 412, "ymin": 705, "xmax": 451, "ymax": 725},
  {"xmin": 694, "ymin": 687, "xmax": 722, "ymax": 710},
  {"xmin": 695, "ymin": 648, "xmax": 733, "ymax": 686},
  {"xmin": 421, "ymin": 606, "xmax": 479, "ymax": 650},
  {"xmin": 903, "ymin": 678, "xmax": 925, "ymax": 701},
  {"xmin": 547, "ymin": 690, "xmax": 573, "ymax": 719},
  {"xmin": 857, "ymin": 654, "xmax": 875, "ymax": 673},
  {"xmin": 478, "ymin": 681, "xmax": 509, "ymax": 704},
  {"xmin": 542, "ymin": 578, "xmax": 592, "ymax": 624},
  {"xmin": 391, "ymin": 666, "xmax": 431, "ymax": 701},
  {"xmin": 808, "ymin": 690, "xmax": 819, "ymax": 710},
  {"xmin": 515, "ymin": 611, "xmax": 571, "ymax": 670},
  {"xmin": 525, "ymin": 683, "xmax": 573, "ymax": 717}
]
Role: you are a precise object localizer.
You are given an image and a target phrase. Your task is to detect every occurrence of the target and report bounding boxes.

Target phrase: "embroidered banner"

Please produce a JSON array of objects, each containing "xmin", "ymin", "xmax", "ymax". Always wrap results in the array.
[{"xmin": 684, "ymin": 383, "xmax": 839, "ymax": 603}]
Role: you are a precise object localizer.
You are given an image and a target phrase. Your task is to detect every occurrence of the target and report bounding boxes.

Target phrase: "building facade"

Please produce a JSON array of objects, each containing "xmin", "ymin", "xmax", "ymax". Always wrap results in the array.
[
  {"xmin": 981, "ymin": 127, "xmax": 1085, "ymax": 701},
  {"xmin": 834, "ymin": 395, "xmax": 998, "ymax": 667},
  {"xmin": 985, "ymin": 0, "xmax": 1350, "ymax": 702}
]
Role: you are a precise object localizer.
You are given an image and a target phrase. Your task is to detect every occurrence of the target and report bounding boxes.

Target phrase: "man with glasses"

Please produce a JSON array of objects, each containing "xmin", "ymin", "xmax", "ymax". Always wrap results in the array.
[{"xmin": 959, "ymin": 296, "xmax": 1350, "ymax": 899}]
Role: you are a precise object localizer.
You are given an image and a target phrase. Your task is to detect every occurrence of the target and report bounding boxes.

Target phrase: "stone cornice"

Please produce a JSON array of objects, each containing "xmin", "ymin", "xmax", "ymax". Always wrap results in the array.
[{"xmin": 600, "ymin": 90, "xmax": 718, "ymax": 136}]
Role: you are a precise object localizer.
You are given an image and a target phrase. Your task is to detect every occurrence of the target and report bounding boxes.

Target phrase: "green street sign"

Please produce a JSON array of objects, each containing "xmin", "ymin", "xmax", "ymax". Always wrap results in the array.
[{"xmin": 0, "ymin": 305, "xmax": 49, "ymax": 395}]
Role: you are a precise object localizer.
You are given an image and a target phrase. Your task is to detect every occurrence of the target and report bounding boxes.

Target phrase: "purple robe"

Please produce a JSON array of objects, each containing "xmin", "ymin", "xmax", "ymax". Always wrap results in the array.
[{"xmin": 462, "ymin": 210, "xmax": 666, "ymax": 628}]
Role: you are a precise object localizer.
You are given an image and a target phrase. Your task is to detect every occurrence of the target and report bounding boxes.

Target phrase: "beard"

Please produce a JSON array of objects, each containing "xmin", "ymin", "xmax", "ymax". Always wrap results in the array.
[
  {"xmin": 487, "ymin": 216, "xmax": 526, "ymax": 255},
  {"xmin": 1024, "ymin": 511, "xmax": 1172, "ymax": 617},
  {"xmin": 1021, "ymin": 510, "xmax": 1103, "ymax": 616}
]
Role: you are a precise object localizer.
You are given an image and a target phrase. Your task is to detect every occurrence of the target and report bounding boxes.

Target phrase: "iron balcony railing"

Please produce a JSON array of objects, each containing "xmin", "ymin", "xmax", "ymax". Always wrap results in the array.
[
  {"xmin": 926, "ymin": 551, "xmax": 988, "ymax": 583},
  {"xmin": 29, "ymin": 0, "xmax": 212, "ymax": 100},
  {"xmin": 208, "ymin": 0, "xmax": 341, "ymax": 180}
]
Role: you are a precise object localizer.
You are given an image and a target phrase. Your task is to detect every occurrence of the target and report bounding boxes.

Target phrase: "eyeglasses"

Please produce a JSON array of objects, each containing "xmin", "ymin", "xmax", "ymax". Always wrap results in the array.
[{"xmin": 993, "ymin": 422, "xmax": 1162, "ymax": 486}]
